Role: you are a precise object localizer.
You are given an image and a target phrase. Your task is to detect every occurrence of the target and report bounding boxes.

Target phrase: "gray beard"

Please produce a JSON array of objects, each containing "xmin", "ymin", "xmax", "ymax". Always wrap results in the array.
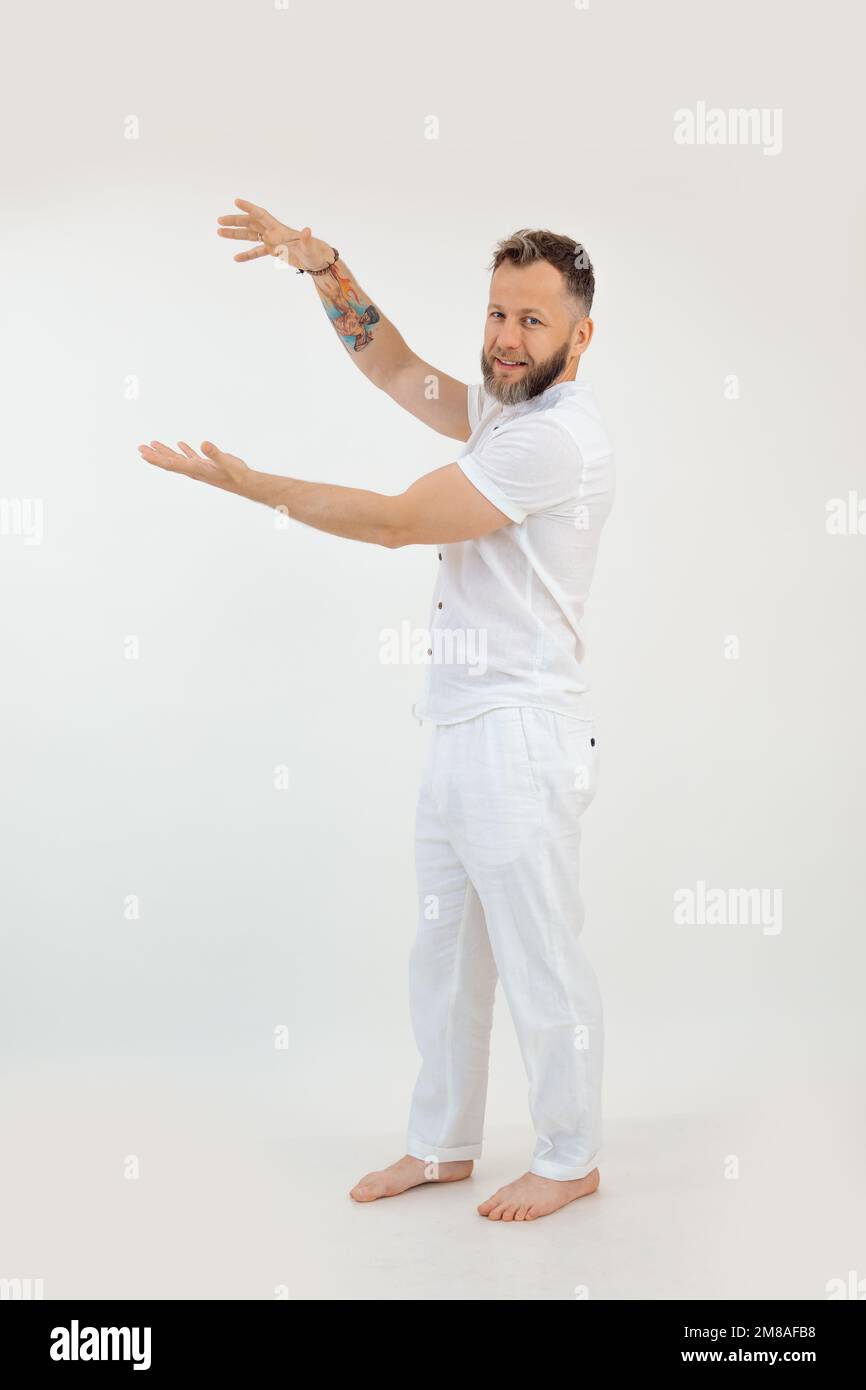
[{"xmin": 479, "ymin": 339, "xmax": 571, "ymax": 405}]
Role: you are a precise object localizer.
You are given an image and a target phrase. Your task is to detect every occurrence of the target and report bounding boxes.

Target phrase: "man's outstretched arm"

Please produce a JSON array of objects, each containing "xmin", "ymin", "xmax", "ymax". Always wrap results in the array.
[
  {"xmin": 137, "ymin": 440, "xmax": 510, "ymax": 547},
  {"xmin": 217, "ymin": 197, "xmax": 472, "ymax": 443}
]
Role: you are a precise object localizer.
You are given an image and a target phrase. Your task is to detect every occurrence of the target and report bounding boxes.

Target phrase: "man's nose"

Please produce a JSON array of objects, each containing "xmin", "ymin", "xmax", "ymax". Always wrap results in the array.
[{"xmin": 494, "ymin": 326, "xmax": 523, "ymax": 351}]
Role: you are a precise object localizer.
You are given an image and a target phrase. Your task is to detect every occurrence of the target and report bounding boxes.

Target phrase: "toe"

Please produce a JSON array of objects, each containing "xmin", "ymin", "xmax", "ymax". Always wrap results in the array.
[
  {"xmin": 514, "ymin": 1207, "xmax": 528, "ymax": 1221},
  {"xmin": 501, "ymin": 1206, "xmax": 517, "ymax": 1221}
]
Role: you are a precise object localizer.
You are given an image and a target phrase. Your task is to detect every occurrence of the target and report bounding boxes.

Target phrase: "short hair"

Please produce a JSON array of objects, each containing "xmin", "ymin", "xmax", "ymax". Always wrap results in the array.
[{"xmin": 489, "ymin": 228, "xmax": 595, "ymax": 321}]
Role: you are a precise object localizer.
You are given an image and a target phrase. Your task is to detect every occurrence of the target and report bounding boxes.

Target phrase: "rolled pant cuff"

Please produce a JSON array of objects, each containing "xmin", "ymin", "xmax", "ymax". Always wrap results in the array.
[
  {"xmin": 406, "ymin": 1137, "xmax": 483, "ymax": 1163},
  {"xmin": 529, "ymin": 1154, "xmax": 600, "ymax": 1182}
]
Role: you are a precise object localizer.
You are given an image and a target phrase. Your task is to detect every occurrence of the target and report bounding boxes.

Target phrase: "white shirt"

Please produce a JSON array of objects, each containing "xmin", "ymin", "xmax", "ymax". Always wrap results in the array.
[{"xmin": 412, "ymin": 376, "xmax": 615, "ymax": 724}]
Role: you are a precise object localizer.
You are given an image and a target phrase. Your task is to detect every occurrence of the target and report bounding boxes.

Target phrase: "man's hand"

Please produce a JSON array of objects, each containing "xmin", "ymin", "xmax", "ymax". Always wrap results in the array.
[
  {"xmin": 216, "ymin": 197, "xmax": 332, "ymax": 270},
  {"xmin": 137, "ymin": 439, "xmax": 249, "ymax": 492}
]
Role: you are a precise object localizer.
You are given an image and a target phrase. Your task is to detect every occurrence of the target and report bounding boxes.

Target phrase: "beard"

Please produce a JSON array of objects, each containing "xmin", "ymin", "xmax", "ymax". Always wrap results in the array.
[{"xmin": 479, "ymin": 337, "xmax": 572, "ymax": 405}]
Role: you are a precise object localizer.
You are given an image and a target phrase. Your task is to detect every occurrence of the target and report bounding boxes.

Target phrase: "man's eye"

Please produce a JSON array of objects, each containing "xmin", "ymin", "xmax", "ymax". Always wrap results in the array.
[{"xmin": 488, "ymin": 311, "xmax": 541, "ymax": 325}]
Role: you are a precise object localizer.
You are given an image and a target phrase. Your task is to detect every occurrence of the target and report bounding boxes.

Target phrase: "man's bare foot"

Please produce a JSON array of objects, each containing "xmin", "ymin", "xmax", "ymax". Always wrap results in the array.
[
  {"xmin": 477, "ymin": 1167, "xmax": 600, "ymax": 1221},
  {"xmin": 350, "ymin": 1154, "xmax": 474, "ymax": 1203}
]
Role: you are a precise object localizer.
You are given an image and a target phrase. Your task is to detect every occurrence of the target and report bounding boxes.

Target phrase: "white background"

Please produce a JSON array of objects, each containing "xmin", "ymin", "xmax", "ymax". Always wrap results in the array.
[{"xmin": 1, "ymin": 0, "xmax": 864, "ymax": 1299}]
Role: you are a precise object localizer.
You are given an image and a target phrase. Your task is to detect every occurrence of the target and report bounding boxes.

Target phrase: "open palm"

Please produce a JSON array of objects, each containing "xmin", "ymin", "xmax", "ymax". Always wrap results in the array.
[
  {"xmin": 138, "ymin": 439, "xmax": 248, "ymax": 491},
  {"xmin": 216, "ymin": 197, "xmax": 314, "ymax": 266}
]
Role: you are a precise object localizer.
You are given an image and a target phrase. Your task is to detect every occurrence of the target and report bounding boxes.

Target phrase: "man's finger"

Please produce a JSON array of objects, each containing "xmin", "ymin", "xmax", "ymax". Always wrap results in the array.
[
  {"xmin": 151, "ymin": 441, "xmax": 186, "ymax": 463},
  {"xmin": 217, "ymin": 227, "xmax": 262, "ymax": 241},
  {"xmin": 177, "ymin": 441, "xmax": 202, "ymax": 460},
  {"xmin": 234, "ymin": 197, "xmax": 265, "ymax": 216},
  {"xmin": 217, "ymin": 215, "xmax": 252, "ymax": 226},
  {"xmin": 139, "ymin": 444, "xmax": 182, "ymax": 471},
  {"xmin": 234, "ymin": 245, "xmax": 269, "ymax": 263}
]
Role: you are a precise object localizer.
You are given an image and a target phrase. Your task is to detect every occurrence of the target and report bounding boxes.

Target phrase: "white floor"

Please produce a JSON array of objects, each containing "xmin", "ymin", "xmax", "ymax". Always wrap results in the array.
[{"xmin": 2, "ymin": 1060, "xmax": 863, "ymax": 1301}]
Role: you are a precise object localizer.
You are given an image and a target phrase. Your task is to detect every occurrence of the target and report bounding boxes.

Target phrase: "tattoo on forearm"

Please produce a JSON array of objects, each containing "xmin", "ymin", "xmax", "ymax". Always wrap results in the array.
[{"xmin": 313, "ymin": 263, "xmax": 380, "ymax": 352}]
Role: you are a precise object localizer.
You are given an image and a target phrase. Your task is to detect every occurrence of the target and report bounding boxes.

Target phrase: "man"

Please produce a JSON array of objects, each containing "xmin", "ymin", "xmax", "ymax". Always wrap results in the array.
[{"xmin": 138, "ymin": 200, "xmax": 616, "ymax": 1222}]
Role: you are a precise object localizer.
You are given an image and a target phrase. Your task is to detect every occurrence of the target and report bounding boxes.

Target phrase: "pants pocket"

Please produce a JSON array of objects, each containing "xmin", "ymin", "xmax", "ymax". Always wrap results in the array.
[
  {"xmin": 518, "ymin": 708, "xmax": 599, "ymax": 807},
  {"xmin": 516, "ymin": 706, "xmax": 542, "ymax": 798},
  {"xmin": 561, "ymin": 717, "xmax": 599, "ymax": 804}
]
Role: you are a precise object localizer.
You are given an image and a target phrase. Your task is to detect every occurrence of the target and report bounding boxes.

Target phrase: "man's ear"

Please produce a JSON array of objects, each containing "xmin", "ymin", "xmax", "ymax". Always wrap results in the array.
[{"xmin": 576, "ymin": 316, "xmax": 594, "ymax": 353}]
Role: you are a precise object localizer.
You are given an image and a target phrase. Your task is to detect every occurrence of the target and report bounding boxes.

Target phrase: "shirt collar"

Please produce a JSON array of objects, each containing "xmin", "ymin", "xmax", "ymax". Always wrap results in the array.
[{"xmin": 499, "ymin": 378, "xmax": 588, "ymax": 416}]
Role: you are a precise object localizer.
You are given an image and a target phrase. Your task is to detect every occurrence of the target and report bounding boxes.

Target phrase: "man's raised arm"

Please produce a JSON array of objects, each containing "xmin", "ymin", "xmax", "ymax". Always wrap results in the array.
[{"xmin": 217, "ymin": 198, "xmax": 472, "ymax": 443}]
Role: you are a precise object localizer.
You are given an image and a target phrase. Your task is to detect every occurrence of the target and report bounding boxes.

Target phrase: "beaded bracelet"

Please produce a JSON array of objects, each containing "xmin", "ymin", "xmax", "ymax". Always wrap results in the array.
[{"xmin": 296, "ymin": 246, "xmax": 339, "ymax": 276}]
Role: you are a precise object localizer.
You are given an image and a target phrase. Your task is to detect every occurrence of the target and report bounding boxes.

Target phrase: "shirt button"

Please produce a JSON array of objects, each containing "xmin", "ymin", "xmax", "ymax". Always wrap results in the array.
[
  {"xmin": 438, "ymin": 552, "xmax": 442, "ymax": 560},
  {"xmin": 427, "ymin": 648, "xmax": 432, "ymax": 656},
  {"xmin": 437, "ymin": 601, "xmax": 443, "ymax": 609}
]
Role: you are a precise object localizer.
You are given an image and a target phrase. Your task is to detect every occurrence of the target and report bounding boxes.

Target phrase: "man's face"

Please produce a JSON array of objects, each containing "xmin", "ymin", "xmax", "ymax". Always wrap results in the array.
[{"xmin": 480, "ymin": 260, "xmax": 581, "ymax": 405}]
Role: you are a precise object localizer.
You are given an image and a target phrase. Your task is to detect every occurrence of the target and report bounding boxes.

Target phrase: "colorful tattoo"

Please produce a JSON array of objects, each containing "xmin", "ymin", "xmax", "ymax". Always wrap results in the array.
[{"xmin": 314, "ymin": 263, "xmax": 381, "ymax": 352}]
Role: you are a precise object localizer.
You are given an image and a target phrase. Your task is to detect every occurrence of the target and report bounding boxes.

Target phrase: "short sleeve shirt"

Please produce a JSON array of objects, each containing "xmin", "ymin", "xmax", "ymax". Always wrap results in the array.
[{"xmin": 412, "ymin": 377, "xmax": 615, "ymax": 724}]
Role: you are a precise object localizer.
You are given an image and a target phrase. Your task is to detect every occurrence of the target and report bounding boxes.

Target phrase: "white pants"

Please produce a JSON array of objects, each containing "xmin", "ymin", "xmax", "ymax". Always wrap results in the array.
[{"xmin": 406, "ymin": 706, "xmax": 603, "ymax": 1181}]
